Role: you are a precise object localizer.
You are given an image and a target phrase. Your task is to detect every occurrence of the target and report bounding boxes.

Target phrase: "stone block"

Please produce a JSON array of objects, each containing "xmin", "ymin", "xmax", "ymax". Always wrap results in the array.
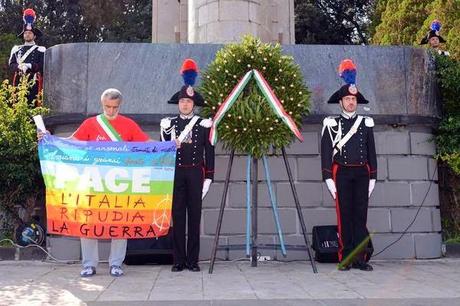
[
  {"xmin": 301, "ymin": 208, "xmax": 337, "ymax": 233},
  {"xmin": 203, "ymin": 208, "xmax": 296, "ymax": 235},
  {"xmin": 375, "ymin": 131, "xmax": 410, "ymax": 155},
  {"xmin": 214, "ymin": 141, "xmax": 231, "ymax": 155},
  {"xmin": 219, "ymin": 0, "xmax": 249, "ymax": 22},
  {"xmin": 390, "ymin": 208, "xmax": 432, "ymax": 232},
  {"xmin": 284, "ymin": 132, "xmax": 319, "ymax": 155},
  {"xmin": 369, "ymin": 182, "xmax": 411, "ymax": 207},
  {"xmin": 428, "ymin": 158, "xmax": 439, "ymax": 180},
  {"xmin": 410, "ymin": 182, "xmax": 439, "ymax": 207},
  {"xmin": 275, "ymin": 235, "xmax": 314, "ymax": 261},
  {"xmin": 414, "ymin": 233, "xmax": 442, "ymax": 259},
  {"xmin": 214, "ymin": 156, "xmax": 247, "ymax": 181},
  {"xmin": 203, "ymin": 209, "xmax": 246, "ymax": 235},
  {"xmin": 388, "ymin": 156, "xmax": 429, "ymax": 180},
  {"xmin": 203, "ymin": 183, "xmax": 226, "ymax": 208},
  {"xmin": 321, "ymin": 182, "xmax": 336, "ymax": 207},
  {"xmin": 371, "ymin": 234, "xmax": 415, "ymax": 259},
  {"xmin": 276, "ymin": 182, "xmax": 323, "ymax": 207},
  {"xmin": 258, "ymin": 156, "xmax": 296, "ymax": 181},
  {"xmin": 297, "ymin": 157, "xmax": 322, "ymax": 181},
  {"xmin": 199, "ymin": 235, "xmax": 227, "ymax": 261},
  {"xmin": 256, "ymin": 208, "xmax": 297, "ymax": 235},
  {"xmin": 377, "ymin": 156, "xmax": 387, "ymax": 181},
  {"xmin": 47, "ymin": 236, "xmax": 81, "ymax": 261},
  {"xmin": 228, "ymin": 182, "xmax": 273, "ymax": 208},
  {"xmin": 411, "ymin": 132, "xmax": 436, "ymax": 155},
  {"xmin": 197, "ymin": 1, "xmax": 219, "ymax": 27},
  {"xmin": 367, "ymin": 208, "xmax": 391, "ymax": 233},
  {"xmin": 432, "ymin": 208, "xmax": 442, "ymax": 232}
]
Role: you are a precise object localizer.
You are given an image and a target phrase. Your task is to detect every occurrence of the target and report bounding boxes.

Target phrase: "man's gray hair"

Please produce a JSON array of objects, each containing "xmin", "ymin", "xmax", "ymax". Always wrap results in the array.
[{"xmin": 101, "ymin": 88, "xmax": 123, "ymax": 102}]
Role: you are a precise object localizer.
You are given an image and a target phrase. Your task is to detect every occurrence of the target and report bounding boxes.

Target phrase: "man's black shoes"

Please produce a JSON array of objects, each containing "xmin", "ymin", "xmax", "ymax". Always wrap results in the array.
[
  {"xmin": 352, "ymin": 261, "xmax": 373, "ymax": 271},
  {"xmin": 187, "ymin": 263, "xmax": 201, "ymax": 272},
  {"xmin": 171, "ymin": 263, "xmax": 186, "ymax": 272}
]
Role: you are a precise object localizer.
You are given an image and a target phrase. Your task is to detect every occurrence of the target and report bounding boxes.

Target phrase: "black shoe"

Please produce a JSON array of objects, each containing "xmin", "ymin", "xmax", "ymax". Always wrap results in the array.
[
  {"xmin": 171, "ymin": 263, "xmax": 186, "ymax": 272},
  {"xmin": 187, "ymin": 263, "xmax": 200, "ymax": 272},
  {"xmin": 352, "ymin": 261, "xmax": 373, "ymax": 271}
]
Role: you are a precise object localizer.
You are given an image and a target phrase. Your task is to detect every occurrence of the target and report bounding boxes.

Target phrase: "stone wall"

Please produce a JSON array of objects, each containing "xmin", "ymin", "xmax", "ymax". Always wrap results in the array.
[{"xmin": 44, "ymin": 43, "xmax": 442, "ymax": 261}]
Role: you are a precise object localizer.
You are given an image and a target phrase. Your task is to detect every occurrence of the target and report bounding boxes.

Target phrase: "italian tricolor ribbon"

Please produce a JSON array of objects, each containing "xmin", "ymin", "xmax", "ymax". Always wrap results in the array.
[
  {"xmin": 96, "ymin": 114, "xmax": 122, "ymax": 141},
  {"xmin": 209, "ymin": 69, "xmax": 303, "ymax": 145}
]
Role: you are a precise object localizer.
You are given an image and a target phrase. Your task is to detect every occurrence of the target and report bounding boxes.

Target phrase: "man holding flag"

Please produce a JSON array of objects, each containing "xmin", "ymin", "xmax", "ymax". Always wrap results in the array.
[{"xmin": 39, "ymin": 88, "xmax": 150, "ymax": 277}]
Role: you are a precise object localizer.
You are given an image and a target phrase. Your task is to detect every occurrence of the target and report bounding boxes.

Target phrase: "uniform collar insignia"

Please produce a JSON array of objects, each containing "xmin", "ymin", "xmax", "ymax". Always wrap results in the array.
[
  {"xmin": 180, "ymin": 112, "xmax": 195, "ymax": 120},
  {"xmin": 341, "ymin": 111, "xmax": 357, "ymax": 120}
]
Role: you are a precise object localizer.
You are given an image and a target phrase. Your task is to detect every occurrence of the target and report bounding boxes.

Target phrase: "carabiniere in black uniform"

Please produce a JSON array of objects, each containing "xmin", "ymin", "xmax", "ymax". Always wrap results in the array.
[
  {"xmin": 9, "ymin": 8, "xmax": 45, "ymax": 106},
  {"xmin": 161, "ymin": 85, "xmax": 215, "ymax": 269},
  {"xmin": 321, "ymin": 83, "xmax": 377, "ymax": 266}
]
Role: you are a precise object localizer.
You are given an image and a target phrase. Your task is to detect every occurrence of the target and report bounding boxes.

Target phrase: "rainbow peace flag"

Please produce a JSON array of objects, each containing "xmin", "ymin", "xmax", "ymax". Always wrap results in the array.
[{"xmin": 38, "ymin": 135, "xmax": 176, "ymax": 239}]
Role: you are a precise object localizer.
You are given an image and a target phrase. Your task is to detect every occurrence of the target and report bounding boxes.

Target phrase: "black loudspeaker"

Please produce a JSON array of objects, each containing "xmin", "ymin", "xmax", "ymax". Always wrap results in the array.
[
  {"xmin": 311, "ymin": 225, "xmax": 374, "ymax": 263},
  {"xmin": 124, "ymin": 229, "xmax": 173, "ymax": 265},
  {"xmin": 312, "ymin": 225, "xmax": 340, "ymax": 263}
]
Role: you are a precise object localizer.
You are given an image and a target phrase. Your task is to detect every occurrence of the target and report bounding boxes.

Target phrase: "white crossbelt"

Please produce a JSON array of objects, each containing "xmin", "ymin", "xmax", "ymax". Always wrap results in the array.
[{"xmin": 333, "ymin": 115, "xmax": 363, "ymax": 157}]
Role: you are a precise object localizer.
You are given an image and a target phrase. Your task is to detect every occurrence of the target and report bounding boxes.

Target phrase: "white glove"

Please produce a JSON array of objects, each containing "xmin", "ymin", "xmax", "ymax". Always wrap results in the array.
[
  {"xmin": 202, "ymin": 179, "xmax": 212, "ymax": 199},
  {"xmin": 368, "ymin": 179, "xmax": 376, "ymax": 198},
  {"xmin": 325, "ymin": 178, "xmax": 337, "ymax": 200},
  {"xmin": 18, "ymin": 63, "xmax": 28, "ymax": 73}
]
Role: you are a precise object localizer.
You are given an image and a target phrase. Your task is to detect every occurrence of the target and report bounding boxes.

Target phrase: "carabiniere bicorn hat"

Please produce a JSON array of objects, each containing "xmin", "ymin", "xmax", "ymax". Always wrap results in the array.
[
  {"xmin": 327, "ymin": 59, "xmax": 369, "ymax": 104},
  {"xmin": 167, "ymin": 58, "xmax": 205, "ymax": 106},
  {"xmin": 420, "ymin": 20, "xmax": 446, "ymax": 45},
  {"xmin": 18, "ymin": 8, "xmax": 43, "ymax": 38}
]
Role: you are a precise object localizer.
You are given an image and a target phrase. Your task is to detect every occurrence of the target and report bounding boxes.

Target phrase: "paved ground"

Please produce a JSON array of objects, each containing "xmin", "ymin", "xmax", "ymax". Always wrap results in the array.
[{"xmin": 0, "ymin": 259, "xmax": 460, "ymax": 306}]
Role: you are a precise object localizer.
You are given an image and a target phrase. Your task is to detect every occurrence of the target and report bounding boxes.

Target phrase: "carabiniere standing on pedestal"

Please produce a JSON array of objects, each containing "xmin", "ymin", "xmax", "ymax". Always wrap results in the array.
[
  {"xmin": 321, "ymin": 59, "xmax": 377, "ymax": 271},
  {"xmin": 9, "ymin": 8, "xmax": 45, "ymax": 106},
  {"xmin": 160, "ymin": 59, "xmax": 215, "ymax": 272}
]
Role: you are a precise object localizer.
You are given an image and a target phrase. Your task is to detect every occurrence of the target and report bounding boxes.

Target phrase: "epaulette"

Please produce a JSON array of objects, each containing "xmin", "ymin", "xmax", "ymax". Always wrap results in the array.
[
  {"xmin": 364, "ymin": 116, "xmax": 374, "ymax": 127},
  {"xmin": 37, "ymin": 46, "xmax": 46, "ymax": 52},
  {"xmin": 322, "ymin": 116, "xmax": 338, "ymax": 127},
  {"xmin": 11, "ymin": 45, "xmax": 21, "ymax": 54},
  {"xmin": 199, "ymin": 118, "xmax": 213, "ymax": 128},
  {"xmin": 160, "ymin": 117, "xmax": 172, "ymax": 129}
]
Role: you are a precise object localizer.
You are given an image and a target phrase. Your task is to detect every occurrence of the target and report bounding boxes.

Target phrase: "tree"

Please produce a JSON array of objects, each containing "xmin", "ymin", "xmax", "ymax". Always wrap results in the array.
[
  {"xmin": 372, "ymin": 0, "xmax": 432, "ymax": 45},
  {"xmin": 295, "ymin": 0, "xmax": 376, "ymax": 45},
  {"xmin": 0, "ymin": 0, "xmax": 152, "ymax": 79},
  {"xmin": 416, "ymin": 0, "xmax": 460, "ymax": 60}
]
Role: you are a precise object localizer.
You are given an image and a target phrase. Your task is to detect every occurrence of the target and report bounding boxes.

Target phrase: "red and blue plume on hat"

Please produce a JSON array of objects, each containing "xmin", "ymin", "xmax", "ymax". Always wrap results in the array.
[
  {"xmin": 430, "ymin": 20, "xmax": 441, "ymax": 32},
  {"xmin": 338, "ymin": 59, "xmax": 356, "ymax": 85},
  {"xmin": 23, "ymin": 8, "xmax": 36, "ymax": 28},
  {"xmin": 180, "ymin": 58, "xmax": 199, "ymax": 86}
]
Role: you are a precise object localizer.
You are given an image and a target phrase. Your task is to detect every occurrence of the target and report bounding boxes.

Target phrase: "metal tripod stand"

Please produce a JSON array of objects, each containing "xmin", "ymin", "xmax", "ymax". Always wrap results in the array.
[{"xmin": 208, "ymin": 148, "xmax": 318, "ymax": 273}]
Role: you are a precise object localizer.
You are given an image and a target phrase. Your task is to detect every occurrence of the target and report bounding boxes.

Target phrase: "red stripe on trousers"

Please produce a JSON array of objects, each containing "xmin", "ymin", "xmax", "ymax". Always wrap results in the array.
[{"xmin": 332, "ymin": 163, "xmax": 344, "ymax": 262}]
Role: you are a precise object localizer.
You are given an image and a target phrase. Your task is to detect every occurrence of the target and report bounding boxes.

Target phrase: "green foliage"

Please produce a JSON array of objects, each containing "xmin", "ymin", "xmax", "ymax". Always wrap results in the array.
[
  {"xmin": 200, "ymin": 35, "xmax": 311, "ymax": 158},
  {"xmin": 0, "ymin": 0, "xmax": 152, "ymax": 78},
  {"xmin": 372, "ymin": 0, "xmax": 460, "ymax": 59},
  {"xmin": 0, "ymin": 33, "xmax": 20, "ymax": 81},
  {"xmin": 415, "ymin": 0, "xmax": 460, "ymax": 60},
  {"xmin": 435, "ymin": 55, "xmax": 460, "ymax": 175},
  {"xmin": 0, "ymin": 77, "xmax": 48, "ymax": 227},
  {"xmin": 436, "ymin": 55, "xmax": 460, "ymax": 115},
  {"xmin": 373, "ymin": 0, "xmax": 432, "ymax": 45},
  {"xmin": 295, "ymin": 0, "xmax": 375, "ymax": 44}
]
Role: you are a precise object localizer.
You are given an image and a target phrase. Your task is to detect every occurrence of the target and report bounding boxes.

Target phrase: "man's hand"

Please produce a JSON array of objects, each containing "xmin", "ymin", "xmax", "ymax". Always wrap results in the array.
[
  {"xmin": 325, "ymin": 178, "xmax": 337, "ymax": 200},
  {"xmin": 18, "ymin": 63, "xmax": 31, "ymax": 73},
  {"xmin": 37, "ymin": 130, "xmax": 50, "ymax": 141},
  {"xmin": 202, "ymin": 179, "xmax": 212, "ymax": 199},
  {"xmin": 174, "ymin": 139, "xmax": 181, "ymax": 148},
  {"xmin": 368, "ymin": 179, "xmax": 376, "ymax": 198}
]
